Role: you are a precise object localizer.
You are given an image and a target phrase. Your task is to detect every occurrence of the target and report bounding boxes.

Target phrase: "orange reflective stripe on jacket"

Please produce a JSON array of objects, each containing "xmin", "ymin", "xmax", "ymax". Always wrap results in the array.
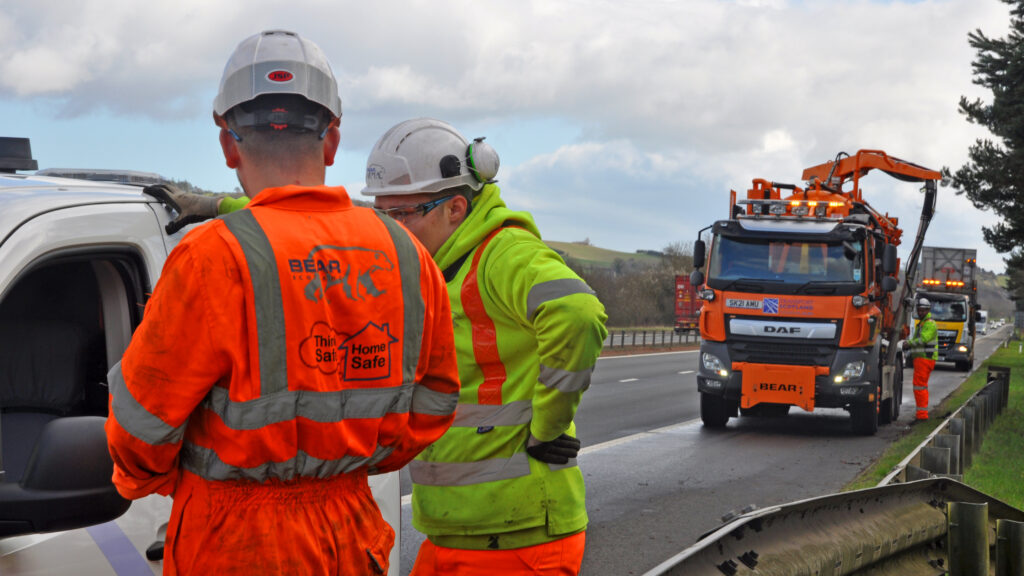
[
  {"xmin": 461, "ymin": 227, "xmax": 509, "ymax": 405},
  {"xmin": 108, "ymin": 186, "xmax": 459, "ymax": 489}
]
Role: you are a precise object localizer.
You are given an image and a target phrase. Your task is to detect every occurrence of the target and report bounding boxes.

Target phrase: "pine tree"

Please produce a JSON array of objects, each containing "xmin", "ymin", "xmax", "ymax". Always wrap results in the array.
[{"xmin": 949, "ymin": 0, "xmax": 1024, "ymax": 306}]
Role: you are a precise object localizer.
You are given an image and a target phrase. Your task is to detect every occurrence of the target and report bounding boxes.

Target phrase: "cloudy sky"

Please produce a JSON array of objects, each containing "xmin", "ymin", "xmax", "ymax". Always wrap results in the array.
[{"xmin": 1, "ymin": 0, "xmax": 1014, "ymax": 272}]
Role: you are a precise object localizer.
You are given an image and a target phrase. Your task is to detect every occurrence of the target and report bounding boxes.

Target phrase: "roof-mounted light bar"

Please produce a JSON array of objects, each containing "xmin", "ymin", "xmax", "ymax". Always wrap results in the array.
[{"xmin": 738, "ymin": 198, "xmax": 846, "ymax": 219}]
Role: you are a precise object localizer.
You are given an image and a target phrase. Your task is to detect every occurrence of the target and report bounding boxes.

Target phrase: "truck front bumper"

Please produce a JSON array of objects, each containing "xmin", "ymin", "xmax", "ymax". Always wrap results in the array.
[
  {"xmin": 938, "ymin": 344, "xmax": 971, "ymax": 364},
  {"xmin": 696, "ymin": 342, "xmax": 878, "ymax": 410}
]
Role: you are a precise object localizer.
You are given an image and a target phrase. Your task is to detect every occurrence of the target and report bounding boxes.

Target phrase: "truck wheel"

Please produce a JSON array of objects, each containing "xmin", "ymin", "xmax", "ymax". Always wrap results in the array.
[
  {"xmin": 850, "ymin": 395, "xmax": 879, "ymax": 436},
  {"xmin": 700, "ymin": 393, "xmax": 730, "ymax": 428},
  {"xmin": 956, "ymin": 360, "xmax": 971, "ymax": 372}
]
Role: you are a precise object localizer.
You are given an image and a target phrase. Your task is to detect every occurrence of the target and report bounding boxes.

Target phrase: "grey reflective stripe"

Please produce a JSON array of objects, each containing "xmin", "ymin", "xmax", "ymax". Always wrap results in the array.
[
  {"xmin": 527, "ymin": 278, "xmax": 595, "ymax": 319},
  {"xmin": 181, "ymin": 441, "xmax": 395, "ymax": 482},
  {"xmin": 222, "ymin": 210, "xmax": 288, "ymax": 396},
  {"xmin": 373, "ymin": 212, "xmax": 424, "ymax": 392},
  {"xmin": 108, "ymin": 361, "xmax": 186, "ymax": 446},
  {"xmin": 452, "ymin": 400, "xmax": 533, "ymax": 428},
  {"xmin": 539, "ymin": 364, "xmax": 593, "ymax": 393},
  {"xmin": 913, "ymin": 386, "xmax": 928, "ymax": 390},
  {"xmin": 409, "ymin": 452, "xmax": 532, "ymax": 486},
  {"xmin": 412, "ymin": 386, "xmax": 459, "ymax": 416},
  {"xmin": 202, "ymin": 385, "xmax": 413, "ymax": 430}
]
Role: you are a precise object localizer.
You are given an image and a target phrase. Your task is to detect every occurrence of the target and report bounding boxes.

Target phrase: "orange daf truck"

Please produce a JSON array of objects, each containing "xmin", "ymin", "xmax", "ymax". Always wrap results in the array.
[{"xmin": 689, "ymin": 150, "xmax": 941, "ymax": 435}]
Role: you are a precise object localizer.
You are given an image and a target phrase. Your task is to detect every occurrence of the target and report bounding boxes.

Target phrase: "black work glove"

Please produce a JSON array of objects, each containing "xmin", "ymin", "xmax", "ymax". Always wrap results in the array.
[
  {"xmin": 144, "ymin": 183, "xmax": 221, "ymax": 234},
  {"xmin": 526, "ymin": 433, "xmax": 581, "ymax": 464}
]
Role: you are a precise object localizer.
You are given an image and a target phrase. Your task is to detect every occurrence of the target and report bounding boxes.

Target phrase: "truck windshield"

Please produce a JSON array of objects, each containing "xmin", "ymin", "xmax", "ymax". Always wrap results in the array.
[
  {"xmin": 707, "ymin": 235, "xmax": 864, "ymax": 295},
  {"xmin": 929, "ymin": 300, "xmax": 967, "ymax": 322}
]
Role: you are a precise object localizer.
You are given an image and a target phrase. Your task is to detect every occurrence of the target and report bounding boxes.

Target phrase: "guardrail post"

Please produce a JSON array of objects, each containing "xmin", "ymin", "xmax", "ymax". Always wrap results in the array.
[
  {"xmin": 989, "ymin": 366, "xmax": 1011, "ymax": 410},
  {"xmin": 906, "ymin": 465, "xmax": 931, "ymax": 481},
  {"xmin": 949, "ymin": 418, "xmax": 966, "ymax": 474},
  {"xmin": 976, "ymin": 396, "xmax": 989, "ymax": 438},
  {"xmin": 997, "ymin": 519, "xmax": 1024, "ymax": 576},
  {"xmin": 631, "ymin": 331, "xmax": 636, "ymax": 347},
  {"xmin": 921, "ymin": 446, "xmax": 950, "ymax": 476},
  {"xmin": 949, "ymin": 501, "xmax": 989, "ymax": 576},
  {"xmin": 934, "ymin": 434, "xmax": 962, "ymax": 476},
  {"xmin": 961, "ymin": 406, "xmax": 976, "ymax": 468}
]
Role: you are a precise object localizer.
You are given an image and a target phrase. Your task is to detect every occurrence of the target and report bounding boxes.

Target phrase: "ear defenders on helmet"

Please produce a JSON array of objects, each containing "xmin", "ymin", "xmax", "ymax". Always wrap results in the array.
[{"xmin": 466, "ymin": 137, "xmax": 499, "ymax": 183}]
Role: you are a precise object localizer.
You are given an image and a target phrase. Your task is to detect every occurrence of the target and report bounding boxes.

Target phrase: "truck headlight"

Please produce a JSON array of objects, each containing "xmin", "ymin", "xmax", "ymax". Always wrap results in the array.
[
  {"xmin": 702, "ymin": 353, "xmax": 729, "ymax": 377},
  {"xmin": 852, "ymin": 295, "xmax": 868, "ymax": 308},
  {"xmin": 957, "ymin": 345, "xmax": 968, "ymax": 353},
  {"xmin": 835, "ymin": 361, "xmax": 865, "ymax": 383}
]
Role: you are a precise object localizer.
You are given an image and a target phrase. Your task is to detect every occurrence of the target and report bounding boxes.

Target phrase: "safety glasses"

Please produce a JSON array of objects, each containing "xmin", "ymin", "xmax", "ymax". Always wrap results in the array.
[{"xmin": 378, "ymin": 195, "xmax": 456, "ymax": 222}]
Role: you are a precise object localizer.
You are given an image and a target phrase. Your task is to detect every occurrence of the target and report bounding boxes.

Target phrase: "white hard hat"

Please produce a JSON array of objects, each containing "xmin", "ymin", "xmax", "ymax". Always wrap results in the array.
[
  {"xmin": 917, "ymin": 297, "xmax": 931, "ymax": 309},
  {"xmin": 214, "ymin": 30, "xmax": 342, "ymax": 119},
  {"xmin": 360, "ymin": 118, "xmax": 499, "ymax": 196}
]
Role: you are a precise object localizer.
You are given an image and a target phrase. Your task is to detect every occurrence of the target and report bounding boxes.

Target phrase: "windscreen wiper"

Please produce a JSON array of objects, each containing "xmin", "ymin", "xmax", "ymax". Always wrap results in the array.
[
  {"xmin": 793, "ymin": 281, "xmax": 849, "ymax": 295},
  {"xmin": 717, "ymin": 278, "xmax": 784, "ymax": 293}
]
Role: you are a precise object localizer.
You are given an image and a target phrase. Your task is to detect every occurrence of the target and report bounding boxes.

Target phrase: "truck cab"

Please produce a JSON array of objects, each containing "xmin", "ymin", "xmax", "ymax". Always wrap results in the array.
[
  {"xmin": 690, "ymin": 150, "xmax": 941, "ymax": 435},
  {"xmin": 0, "ymin": 138, "xmax": 400, "ymax": 574}
]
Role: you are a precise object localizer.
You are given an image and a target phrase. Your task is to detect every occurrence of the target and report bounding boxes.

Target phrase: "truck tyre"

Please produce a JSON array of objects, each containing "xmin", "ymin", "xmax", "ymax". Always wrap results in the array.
[
  {"xmin": 956, "ymin": 359, "xmax": 971, "ymax": 372},
  {"xmin": 850, "ymin": 395, "xmax": 879, "ymax": 435},
  {"xmin": 700, "ymin": 393, "xmax": 730, "ymax": 428}
]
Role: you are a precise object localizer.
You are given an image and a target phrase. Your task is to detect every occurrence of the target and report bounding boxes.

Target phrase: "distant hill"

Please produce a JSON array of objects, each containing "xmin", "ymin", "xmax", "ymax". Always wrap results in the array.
[
  {"xmin": 545, "ymin": 241, "xmax": 663, "ymax": 269},
  {"xmin": 977, "ymin": 268, "xmax": 1014, "ymax": 321}
]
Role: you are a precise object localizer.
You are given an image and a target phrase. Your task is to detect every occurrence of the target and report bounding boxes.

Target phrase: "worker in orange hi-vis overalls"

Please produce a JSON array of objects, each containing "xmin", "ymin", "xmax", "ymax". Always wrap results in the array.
[
  {"xmin": 105, "ymin": 30, "xmax": 460, "ymax": 575},
  {"xmin": 902, "ymin": 298, "xmax": 938, "ymax": 421}
]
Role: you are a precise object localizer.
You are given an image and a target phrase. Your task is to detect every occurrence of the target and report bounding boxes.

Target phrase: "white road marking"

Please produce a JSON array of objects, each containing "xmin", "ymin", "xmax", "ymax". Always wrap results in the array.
[
  {"xmin": 619, "ymin": 378, "xmax": 639, "ymax": 383},
  {"xmin": 598, "ymin": 349, "xmax": 699, "ymax": 360},
  {"xmin": 678, "ymin": 370, "xmax": 694, "ymax": 375}
]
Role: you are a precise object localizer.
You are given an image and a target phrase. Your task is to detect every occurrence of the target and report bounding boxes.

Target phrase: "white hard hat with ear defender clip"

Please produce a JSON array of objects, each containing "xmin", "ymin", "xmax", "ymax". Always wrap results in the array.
[{"xmin": 361, "ymin": 118, "xmax": 500, "ymax": 196}]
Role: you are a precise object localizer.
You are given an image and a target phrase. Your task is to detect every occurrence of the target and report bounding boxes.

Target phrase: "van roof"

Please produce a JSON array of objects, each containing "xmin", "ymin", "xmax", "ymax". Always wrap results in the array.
[{"xmin": 0, "ymin": 172, "xmax": 154, "ymax": 241}]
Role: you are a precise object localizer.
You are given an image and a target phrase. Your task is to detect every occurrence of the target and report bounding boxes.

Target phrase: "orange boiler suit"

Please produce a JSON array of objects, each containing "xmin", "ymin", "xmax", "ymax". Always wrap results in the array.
[{"xmin": 106, "ymin": 185, "xmax": 460, "ymax": 575}]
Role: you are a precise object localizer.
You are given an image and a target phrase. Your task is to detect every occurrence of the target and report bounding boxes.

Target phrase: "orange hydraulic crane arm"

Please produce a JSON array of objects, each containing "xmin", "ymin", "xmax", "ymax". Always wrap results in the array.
[{"xmin": 801, "ymin": 150, "xmax": 942, "ymax": 203}]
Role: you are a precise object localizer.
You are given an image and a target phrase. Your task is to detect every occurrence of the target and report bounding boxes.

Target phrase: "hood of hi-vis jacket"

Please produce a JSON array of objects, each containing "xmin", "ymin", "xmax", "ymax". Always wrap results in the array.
[{"xmin": 433, "ymin": 184, "xmax": 541, "ymax": 271}]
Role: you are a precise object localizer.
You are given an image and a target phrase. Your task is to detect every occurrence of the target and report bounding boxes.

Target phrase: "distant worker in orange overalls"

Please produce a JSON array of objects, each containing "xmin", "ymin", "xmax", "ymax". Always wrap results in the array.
[
  {"xmin": 105, "ymin": 30, "xmax": 459, "ymax": 575},
  {"xmin": 903, "ymin": 298, "xmax": 938, "ymax": 421}
]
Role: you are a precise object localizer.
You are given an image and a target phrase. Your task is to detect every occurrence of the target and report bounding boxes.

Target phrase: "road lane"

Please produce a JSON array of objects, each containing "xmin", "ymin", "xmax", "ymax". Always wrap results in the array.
[{"xmin": 396, "ymin": 325, "xmax": 1012, "ymax": 574}]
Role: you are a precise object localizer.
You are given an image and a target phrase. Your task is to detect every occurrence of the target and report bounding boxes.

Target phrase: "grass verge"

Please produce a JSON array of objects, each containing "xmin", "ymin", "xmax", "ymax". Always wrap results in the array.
[{"xmin": 844, "ymin": 340, "xmax": 1024, "ymax": 504}]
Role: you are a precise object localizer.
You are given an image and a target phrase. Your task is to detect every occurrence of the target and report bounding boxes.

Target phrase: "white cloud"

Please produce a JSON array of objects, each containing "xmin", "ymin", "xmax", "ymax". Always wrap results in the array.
[{"xmin": 0, "ymin": 0, "xmax": 1013, "ymax": 271}]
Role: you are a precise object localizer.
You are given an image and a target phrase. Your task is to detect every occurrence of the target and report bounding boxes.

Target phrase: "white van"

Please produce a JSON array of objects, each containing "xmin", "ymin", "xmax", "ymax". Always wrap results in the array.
[{"xmin": 0, "ymin": 138, "xmax": 400, "ymax": 574}]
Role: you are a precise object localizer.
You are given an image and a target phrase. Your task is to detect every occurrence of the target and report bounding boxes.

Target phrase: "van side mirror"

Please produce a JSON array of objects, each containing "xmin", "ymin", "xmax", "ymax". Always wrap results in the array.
[
  {"xmin": 690, "ymin": 269, "xmax": 705, "ymax": 287},
  {"xmin": 693, "ymin": 239, "xmax": 706, "ymax": 270},
  {"xmin": 881, "ymin": 276, "xmax": 897, "ymax": 293},
  {"xmin": 882, "ymin": 244, "xmax": 898, "ymax": 275}
]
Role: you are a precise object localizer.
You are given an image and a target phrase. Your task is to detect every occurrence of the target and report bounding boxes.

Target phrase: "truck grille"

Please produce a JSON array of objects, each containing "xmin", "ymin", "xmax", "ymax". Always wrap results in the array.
[
  {"xmin": 937, "ymin": 330, "xmax": 957, "ymax": 352},
  {"xmin": 728, "ymin": 340, "xmax": 836, "ymax": 367}
]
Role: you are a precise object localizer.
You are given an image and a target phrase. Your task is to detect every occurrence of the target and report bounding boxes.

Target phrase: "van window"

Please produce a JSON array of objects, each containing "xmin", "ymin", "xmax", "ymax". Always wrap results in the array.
[{"xmin": 0, "ymin": 255, "xmax": 147, "ymax": 482}]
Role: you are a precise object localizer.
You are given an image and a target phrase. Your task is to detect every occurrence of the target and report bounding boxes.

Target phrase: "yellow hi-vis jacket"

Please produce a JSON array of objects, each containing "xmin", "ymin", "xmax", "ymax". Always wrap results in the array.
[
  {"xmin": 909, "ymin": 312, "xmax": 939, "ymax": 361},
  {"xmin": 409, "ymin": 184, "xmax": 608, "ymax": 549}
]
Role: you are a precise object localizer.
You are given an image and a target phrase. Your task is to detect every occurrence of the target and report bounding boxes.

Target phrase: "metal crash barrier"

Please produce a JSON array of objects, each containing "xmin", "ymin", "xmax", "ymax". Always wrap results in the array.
[{"xmin": 643, "ymin": 366, "xmax": 1022, "ymax": 576}]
